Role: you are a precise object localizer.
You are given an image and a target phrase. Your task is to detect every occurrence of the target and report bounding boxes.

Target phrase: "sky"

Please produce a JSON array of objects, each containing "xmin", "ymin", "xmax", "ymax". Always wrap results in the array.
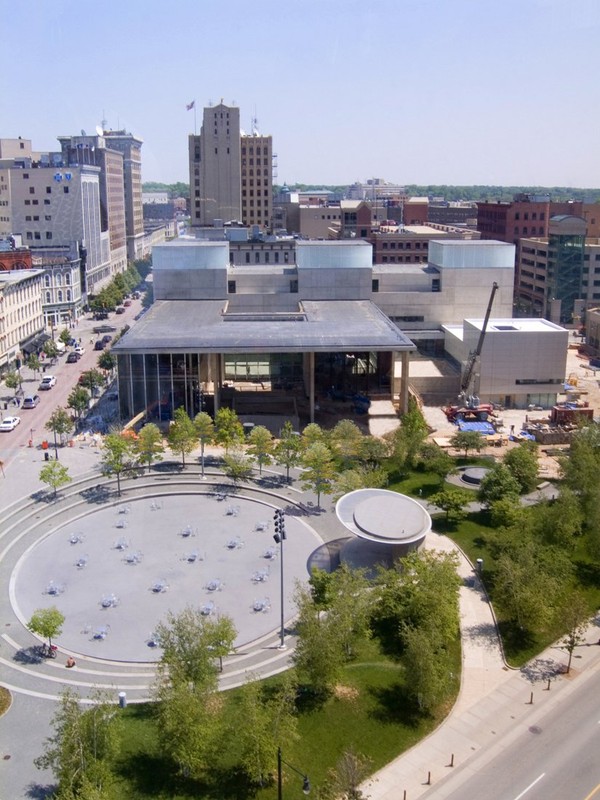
[{"xmin": 2, "ymin": 0, "xmax": 600, "ymax": 188}]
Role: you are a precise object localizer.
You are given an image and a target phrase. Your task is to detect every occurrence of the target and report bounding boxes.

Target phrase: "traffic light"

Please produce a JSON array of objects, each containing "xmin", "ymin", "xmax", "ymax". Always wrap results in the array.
[{"xmin": 273, "ymin": 509, "xmax": 286, "ymax": 543}]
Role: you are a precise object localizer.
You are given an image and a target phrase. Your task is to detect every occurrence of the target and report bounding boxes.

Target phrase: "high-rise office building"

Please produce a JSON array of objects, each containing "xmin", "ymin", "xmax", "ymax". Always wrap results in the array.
[
  {"xmin": 188, "ymin": 102, "xmax": 273, "ymax": 230},
  {"xmin": 101, "ymin": 131, "xmax": 144, "ymax": 260}
]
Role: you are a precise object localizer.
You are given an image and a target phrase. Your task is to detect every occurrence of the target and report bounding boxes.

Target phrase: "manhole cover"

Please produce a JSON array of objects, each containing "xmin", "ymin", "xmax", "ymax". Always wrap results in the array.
[{"xmin": 529, "ymin": 725, "xmax": 542, "ymax": 735}]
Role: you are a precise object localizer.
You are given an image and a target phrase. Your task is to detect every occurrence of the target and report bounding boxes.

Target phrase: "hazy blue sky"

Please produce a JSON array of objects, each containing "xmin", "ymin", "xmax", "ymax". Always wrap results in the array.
[{"xmin": 3, "ymin": 0, "xmax": 599, "ymax": 187}]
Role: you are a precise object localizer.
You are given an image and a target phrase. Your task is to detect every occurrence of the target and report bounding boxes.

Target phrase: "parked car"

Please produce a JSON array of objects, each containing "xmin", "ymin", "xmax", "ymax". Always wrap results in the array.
[
  {"xmin": 132, "ymin": 291, "xmax": 141, "ymax": 299},
  {"xmin": 74, "ymin": 346, "xmax": 85, "ymax": 355},
  {"xmin": 94, "ymin": 311, "xmax": 109, "ymax": 320},
  {"xmin": 101, "ymin": 334, "xmax": 112, "ymax": 345},
  {"xmin": 39, "ymin": 375, "xmax": 57, "ymax": 390},
  {"xmin": 94, "ymin": 340, "xmax": 105, "ymax": 351},
  {"xmin": 123, "ymin": 299, "xmax": 132, "ymax": 307},
  {"xmin": 93, "ymin": 324, "xmax": 117, "ymax": 334},
  {"xmin": 115, "ymin": 306, "xmax": 126, "ymax": 315},
  {"xmin": 22, "ymin": 395, "xmax": 40, "ymax": 409},
  {"xmin": 0, "ymin": 416, "xmax": 21, "ymax": 431},
  {"xmin": 66, "ymin": 352, "xmax": 80, "ymax": 363}
]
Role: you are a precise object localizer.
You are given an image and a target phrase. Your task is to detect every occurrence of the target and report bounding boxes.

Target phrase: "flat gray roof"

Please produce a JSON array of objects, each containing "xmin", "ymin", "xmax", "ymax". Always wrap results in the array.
[{"xmin": 113, "ymin": 300, "xmax": 415, "ymax": 355}]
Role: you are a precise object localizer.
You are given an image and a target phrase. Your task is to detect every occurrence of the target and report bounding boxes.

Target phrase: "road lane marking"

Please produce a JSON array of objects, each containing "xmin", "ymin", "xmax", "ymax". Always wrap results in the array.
[
  {"xmin": 513, "ymin": 773, "xmax": 545, "ymax": 800},
  {"xmin": 583, "ymin": 782, "xmax": 600, "ymax": 800}
]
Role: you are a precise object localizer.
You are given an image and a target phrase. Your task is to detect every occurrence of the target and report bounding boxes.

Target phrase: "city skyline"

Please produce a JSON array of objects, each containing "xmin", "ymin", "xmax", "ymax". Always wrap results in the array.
[{"xmin": 2, "ymin": 0, "xmax": 599, "ymax": 188}]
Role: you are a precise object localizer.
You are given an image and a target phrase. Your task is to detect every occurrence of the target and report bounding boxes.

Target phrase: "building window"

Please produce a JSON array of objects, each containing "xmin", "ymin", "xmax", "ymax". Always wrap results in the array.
[
  {"xmin": 431, "ymin": 278, "xmax": 440, "ymax": 292},
  {"xmin": 228, "ymin": 280, "xmax": 236, "ymax": 294},
  {"xmin": 23, "ymin": 173, "xmax": 29, "ymax": 179},
  {"xmin": 255, "ymin": 252, "xmax": 260, "ymax": 263},
  {"xmin": 57, "ymin": 290, "xmax": 63, "ymax": 302},
  {"xmin": 45, "ymin": 290, "xmax": 51, "ymax": 303},
  {"xmin": 46, "ymin": 232, "xmax": 52, "ymax": 239},
  {"xmin": 245, "ymin": 252, "xmax": 250, "ymax": 264},
  {"xmin": 265, "ymin": 252, "xmax": 269, "ymax": 263},
  {"xmin": 29, "ymin": 187, "xmax": 35, "ymax": 194},
  {"xmin": 44, "ymin": 199, "xmax": 50, "ymax": 205},
  {"xmin": 284, "ymin": 252, "xmax": 289, "ymax": 263},
  {"xmin": 63, "ymin": 186, "xmax": 69, "ymax": 193},
  {"xmin": 26, "ymin": 232, "xmax": 32, "ymax": 239},
  {"xmin": 45, "ymin": 215, "xmax": 51, "ymax": 221},
  {"xmin": 46, "ymin": 187, "xmax": 51, "ymax": 194},
  {"xmin": 274, "ymin": 252, "xmax": 279, "ymax": 263},
  {"xmin": 290, "ymin": 280, "xmax": 298, "ymax": 293},
  {"xmin": 515, "ymin": 212, "xmax": 520, "ymax": 220},
  {"xmin": 25, "ymin": 200, "xmax": 31, "ymax": 205},
  {"xmin": 66, "ymin": 289, "xmax": 72, "ymax": 301},
  {"xmin": 34, "ymin": 232, "xmax": 41, "ymax": 239},
  {"xmin": 372, "ymin": 279, "xmax": 379, "ymax": 292},
  {"xmin": 65, "ymin": 273, "xmax": 71, "ymax": 284},
  {"xmin": 44, "ymin": 274, "xmax": 51, "ymax": 287}
]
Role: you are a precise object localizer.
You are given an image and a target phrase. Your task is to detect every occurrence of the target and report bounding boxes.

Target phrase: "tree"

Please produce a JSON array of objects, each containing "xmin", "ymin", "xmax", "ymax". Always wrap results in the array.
[
  {"xmin": 155, "ymin": 606, "xmax": 236, "ymax": 692},
  {"xmin": 489, "ymin": 496, "xmax": 526, "ymax": 529},
  {"xmin": 67, "ymin": 386, "xmax": 90, "ymax": 423},
  {"xmin": 79, "ymin": 368, "xmax": 106, "ymax": 396},
  {"xmin": 59, "ymin": 328, "xmax": 72, "ymax": 346},
  {"xmin": 247, "ymin": 425, "xmax": 273, "ymax": 475},
  {"xmin": 320, "ymin": 747, "xmax": 372, "ymax": 800},
  {"xmin": 135, "ymin": 423, "xmax": 164, "ymax": 473},
  {"xmin": 329, "ymin": 419, "xmax": 363, "ymax": 469},
  {"xmin": 167, "ymin": 407, "xmax": 197, "ymax": 467},
  {"xmin": 40, "ymin": 460, "xmax": 72, "ymax": 499},
  {"xmin": 560, "ymin": 424, "xmax": 600, "ymax": 521},
  {"xmin": 390, "ymin": 398, "xmax": 428, "ymax": 470},
  {"xmin": 531, "ymin": 487, "xmax": 584, "ymax": 549},
  {"xmin": 100, "ymin": 433, "xmax": 135, "ymax": 496},
  {"xmin": 273, "ymin": 421, "xmax": 302, "ymax": 483},
  {"xmin": 4, "ymin": 370, "xmax": 22, "ymax": 397},
  {"xmin": 429, "ymin": 488, "xmax": 471, "ymax": 526},
  {"xmin": 97, "ymin": 350, "xmax": 116, "ymax": 374},
  {"xmin": 222, "ymin": 448, "xmax": 253, "ymax": 485},
  {"xmin": 214, "ymin": 407, "xmax": 244, "ymax": 453},
  {"xmin": 332, "ymin": 464, "xmax": 388, "ymax": 502},
  {"xmin": 28, "ymin": 353, "xmax": 42, "ymax": 378},
  {"xmin": 35, "ymin": 688, "xmax": 121, "ymax": 799},
  {"xmin": 557, "ymin": 591, "xmax": 590, "ymax": 674},
  {"xmin": 324, "ymin": 563, "xmax": 373, "ymax": 660},
  {"xmin": 302, "ymin": 422, "xmax": 325, "ymax": 448},
  {"xmin": 402, "ymin": 625, "xmax": 455, "ymax": 712},
  {"xmin": 449, "ymin": 429, "xmax": 484, "ymax": 458},
  {"xmin": 300, "ymin": 442, "xmax": 335, "ymax": 508},
  {"xmin": 418, "ymin": 442, "xmax": 456, "ymax": 484},
  {"xmin": 43, "ymin": 339, "xmax": 59, "ymax": 361},
  {"xmin": 28, "ymin": 606, "xmax": 65, "ymax": 648},
  {"xmin": 45, "ymin": 407, "xmax": 73, "ymax": 458},
  {"xmin": 477, "ymin": 462, "xmax": 520, "ymax": 508},
  {"xmin": 503, "ymin": 441, "xmax": 539, "ymax": 493},
  {"xmin": 194, "ymin": 411, "xmax": 214, "ymax": 477}
]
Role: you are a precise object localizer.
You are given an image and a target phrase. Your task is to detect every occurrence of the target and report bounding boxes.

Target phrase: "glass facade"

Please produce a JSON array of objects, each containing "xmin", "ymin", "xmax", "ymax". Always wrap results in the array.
[{"xmin": 546, "ymin": 230, "xmax": 585, "ymax": 324}]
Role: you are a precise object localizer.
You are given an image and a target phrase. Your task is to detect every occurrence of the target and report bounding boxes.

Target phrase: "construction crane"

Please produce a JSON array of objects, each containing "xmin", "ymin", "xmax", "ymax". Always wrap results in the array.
[{"xmin": 444, "ymin": 282, "xmax": 499, "ymax": 423}]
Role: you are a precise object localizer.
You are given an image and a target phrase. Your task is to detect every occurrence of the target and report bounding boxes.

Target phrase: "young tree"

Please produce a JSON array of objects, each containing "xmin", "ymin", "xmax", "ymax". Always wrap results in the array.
[
  {"xmin": 557, "ymin": 591, "xmax": 590, "ymax": 674},
  {"xmin": 331, "ymin": 464, "xmax": 388, "ymax": 502},
  {"xmin": 320, "ymin": 747, "xmax": 372, "ymax": 800},
  {"xmin": 135, "ymin": 422, "xmax": 164, "ymax": 473},
  {"xmin": 58, "ymin": 328, "xmax": 72, "ymax": 347},
  {"xmin": 329, "ymin": 419, "xmax": 363, "ymax": 469},
  {"xmin": 28, "ymin": 606, "xmax": 65, "ymax": 648},
  {"xmin": 4, "ymin": 369, "xmax": 22, "ymax": 397},
  {"xmin": 325, "ymin": 563, "xmax": 373, "ymax": 660},
  {"xmin": 79, "ymin": 368, "xmax": 106, "ymax": 395},
  {"xmin": 28, "ymin": 353, "xmax": 42, "ymax": 378},
  {"xmin": 402, "ymin": 624, "xmax": 455, "ymax": 712},
  {"xmin": 302, "ymin": 422, "xmax": 325, "ymax": 448},
  {"xmin": 300, "ymin": 441, "xmax": 335, "ymax": 508},
  {"xmin": 194, "ymin": 411, "xmax": 214, "ymax": 477},
  {"xmin": 390, "ymin": 398, "xmax": 429, "ymax": 470},
  {"xmin": 35, "ymin": 688, "xmax": 121, "ymax": 799},
  {"xmin": 214, "ymin": 407, "xmax": 244, "ymax": 453},
  {"xmin": 449, "ymin": 429, "xmax": 484, "ymax": 458},
  {"xmin": 167, "ymin": 407, "xmax": 197, "ymax": 467},
  {"xmin": 418, "ymin": 442, "xmax": 456, "ymax": 484},
  {"xmin": 45, "ymin": 407, "xmax": 73, "ymax": 458},
  {"xmin": 429, "ymin": 488, "xmax": 471, "ymax": 526},
  {"xmin": 39, "ymin": 460, "xmax": 72, "ymax": 499},
  {"xmin": 67, "ymin": 386, "xmax": 90, "ymax": 423},
  {"xmin": 97, "ymin": 350, "xmax": 116, "ymax": 374},
  {"xmin": 273, "ymin": 421, "xmax": 302, "ymax": 483},
  {"xmin": 222, "ymin": 448, "xmax": 254, "ymax": 485},
  {"xmin": 247, "ymin": 425, "xmax": 273, "ymax": 475},
  {"xmin": 477, "ymin": 462, "xmax": 520, "ymax": 508},
  {"xmin": 100, "ymin": 433, "xmax": 135, "ymax": 496},
  {"xmin": 43, "ymin": 339, "xmax": 59, "ymax": 361},
  {"xmin": 503, "ymin": 441, "xmax": 539, "ymax": 493}
]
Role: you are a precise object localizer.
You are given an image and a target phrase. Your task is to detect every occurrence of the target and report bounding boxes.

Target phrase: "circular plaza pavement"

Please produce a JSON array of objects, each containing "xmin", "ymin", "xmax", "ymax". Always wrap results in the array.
[{"xmin": 11, "ymin": 491, "xmax": 321, "ymax": 662}]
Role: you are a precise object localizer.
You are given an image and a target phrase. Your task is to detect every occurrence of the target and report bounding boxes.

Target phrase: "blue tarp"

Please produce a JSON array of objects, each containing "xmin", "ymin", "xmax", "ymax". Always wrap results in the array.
[{"xmin": 457, "ymin": 421, "xmax": 496, "ymax": 435}]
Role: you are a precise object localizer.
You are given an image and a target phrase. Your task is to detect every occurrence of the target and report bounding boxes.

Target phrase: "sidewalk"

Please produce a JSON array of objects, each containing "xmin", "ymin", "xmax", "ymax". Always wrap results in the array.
[{"xmin": 362, "ymin": 531, "xmax": 600, "ymax": 799}]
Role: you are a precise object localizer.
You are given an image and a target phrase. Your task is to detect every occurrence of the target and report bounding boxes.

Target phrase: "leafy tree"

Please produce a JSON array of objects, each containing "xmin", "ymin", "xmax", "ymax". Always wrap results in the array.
[
  {"xmin": 561, "ymin": 424, "xmax": 600, "ymax": 523},
  {"xmin": 135, "ymin": 423, "xmax": 164, "ymax": 473},
  {"xmin": 67, "ymin": 386, "xmax": 90, "ymax": 422},
  {"xmin": 35, "ymin": 688, "xmax": 121, "ymax": 798},
  {"xmin": 477, "ymin": 462, "xmax": 520, "ymax": 508},
  {"xmin": 356, "ymin": 434, "xmax": 390, "ymax": 466},
  {"xmin": 429, "ymin": 488, "xmax": 471, "ymax": 526},
  {"xmin": 247, "ymin": 425, "xmax": 273, "ymax": 474},
  {"xmin": 402, "ymin": 625, "xmax": 455, "ymax": 712},
  {"xmin": 194, "ymin": 411, "xmax": 214, "ymax": 477},
  {"xmin": 332, "ymin": 464, "xmax": 388, "ymax": 501},
  {"xmin": 167, "ymin": 407, "xmax": 197, "ymax": 467},
  {"xmin": 449, "ymin": 429, "xmax": 484, "ymax": 458},
  {"xmin": 531, "ymin": 487, "xmax": 583, "ymax": 549},
  {"xmin": 4, "ymin": 370, "xmax": 22, "ymax": 396},
  {"xmin": 43, "ymin": 339, "xmax": 59, "ymax": 360},
  {"xmin": 489, "ymin": 496, "xmax": 526, "ymax": 529},
  {"xmin": 45, "ymin": 407, "xmax": 73, "ymax": 457},
  {"xmin": 79, "ymin": 368, "xmax": 106, "ymax": 396},
  {"xmin": 214, "ymin": 407, "xmax": 244, "ymax": 453},
  {"xmin": 300, "ymin": 442, "xmax": 335, "ymax": 507},
  {"xmin": 28, "ymin": 606, "xmax": 65, "ymax": 648},
  {"xmin": 222, "ymin": 448, "xmax": 253, "ymax": 485},
  {"xmin": 319, "ymin": 747, "xmax": 372, "ymax": 800},
  {"xmin": 155, "ymin": 606, "xmax": 236, "ymax": 692},
  {"xmin": 302, "ymin": 422, "xmax": 325, "ymax": 448},
  {"xmin": 557, "ymin": 591, "xmax": 590, "ymax": 673},
  {"xmin": 97, "ymin": 350, "xmax": 116, "ymax": 374},
  {"xmin": 325, "ymin": 563, "xmax": 373, "ymax": 660},
  {"xmin": 59, "ymin": 328, "xmax": 72, "ymax": 346},
  {"xmin": 273, "ymin": 421, "xmax": 302, "ymax": 483},
  {"xmin": 329, "ymin": 419, "xmax": 363, "ymax": 468},
  {"xmin": 418, "ymin": 442, "xmax": 456, "ymax": 484},
  {"xmin": 40, "ymin": 460, "xmax": 72, "ymax": 499},
  {"xmin": 390, "ymin": 398, "xmax": 428, "ymax": 469},
  {"xmin": 503, "ymin": 442, "xmax": 539, "ymax": 493},
  {"xmin": 28, "ymin": 353, "xmax": 42, "ymax": 378},
  {"xmin": 100, "ymin": 433, "xmax": 135, "ymax": 496}
]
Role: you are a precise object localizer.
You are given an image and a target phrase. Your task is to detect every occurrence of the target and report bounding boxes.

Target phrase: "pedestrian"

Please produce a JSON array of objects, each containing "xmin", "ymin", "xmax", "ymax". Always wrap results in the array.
[
  {"xmin": 66, "ymin": 656, "xmax": 76, "ymax": 668},
  {"xmin": 510, "ymin": 424, "xmax": 515, "ymax": 435}
]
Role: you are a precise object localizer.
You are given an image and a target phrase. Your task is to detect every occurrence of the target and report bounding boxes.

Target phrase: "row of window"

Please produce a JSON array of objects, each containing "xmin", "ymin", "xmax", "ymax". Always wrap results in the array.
[
  {"xmin": 44, "ymin": 273, "xmax": 71, "ymax": 287},
  {"xmin": 26, "ymin": 231, "xmax": 52, "ymax": 240},
  {"xmin": 381, "ymin": 255, "xmax": 428, "ymax": 263},
  {"xmin": 242, "ymin": 179, "xmax": 269, "ymax": 187},
  {"xmin": 25, "ymin": 215, "xmax": 51, "ymax": 221},
  {"xmin": 241, "ymin": 159, "xmax": 269, "ymax": 167},
  {"xmin": 27, "ymin": 186, "xmax": 69, "ymax": 194},
  {"xmin": 514, "ymin": 211, "xmax": 546, "ymax": 221},
  {"xmin": 241, "ymin": 251, "xmax": 290, "ymax": 264},
  {"xmin": 515, "ymin": 226, "xmax": 545, "ymax": 236},
  {"xmin": 45, "ymin": 290, "xmax": 73, "ymax": 303},
  {"xmin": 241, "ymin": 169, "xmax": 270, "ymax": 177},
  {"xmin": 241, "ymin": 147, "xmax": 267, "ymax": 156},
  {"xmin": 381, "ymin": 241, "xmax": 427, "ymax": 250}
]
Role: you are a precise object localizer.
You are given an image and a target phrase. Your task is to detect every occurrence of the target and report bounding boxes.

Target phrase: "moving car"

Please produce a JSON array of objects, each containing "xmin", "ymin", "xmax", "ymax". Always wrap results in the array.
[
  {"xmin": 22, "ymin": 395, "xmax": 40, "ymax": 409},
  {"xmin": 66, "ymin": 352, "xmax": 80, "ymax": 363},
  {"xmin": 39, "ymin": 375, "xmax": 57, "ymax": 390},
  {"xmin": 0, "ymin": 416, "xmax": 21, "ymax": 431}
]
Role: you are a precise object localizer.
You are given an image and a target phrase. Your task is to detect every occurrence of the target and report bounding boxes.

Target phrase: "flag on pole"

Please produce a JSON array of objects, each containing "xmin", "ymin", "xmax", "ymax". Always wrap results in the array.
[{"xmin": 186, "ymin": 100, "xmax": 195, "ymax": 111}]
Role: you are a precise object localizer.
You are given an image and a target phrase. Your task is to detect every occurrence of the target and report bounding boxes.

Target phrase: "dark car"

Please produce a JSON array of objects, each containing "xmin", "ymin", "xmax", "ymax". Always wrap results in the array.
[
  {"xmin": 94, "ymin": 340, "xmax": 105, "ymax": 351},
  {"xmin": 66, "ymin": 352, "xmax": 80, "ymax": 363},
  {"xmin": 94, "ymin": 311, "xmax": 109, "ymax": 320},
  {"xmin": 115, "ymin": 306, "xmax": 126, "ymax": 315},
  {"xmin": 101, "ymin": 334, "xmax": 112, "ymax": 345}
]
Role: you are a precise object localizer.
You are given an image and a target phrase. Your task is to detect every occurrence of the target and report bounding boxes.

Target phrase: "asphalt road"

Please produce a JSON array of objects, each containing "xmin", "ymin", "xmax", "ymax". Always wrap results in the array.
[{"xmin": 425, "ymin": 666, "xmax": 600, "ymax": 800}]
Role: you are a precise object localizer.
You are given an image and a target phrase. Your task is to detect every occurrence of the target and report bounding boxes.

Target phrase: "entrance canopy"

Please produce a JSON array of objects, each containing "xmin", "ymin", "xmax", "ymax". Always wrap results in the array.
[{"xmin": 112, "ymin": 299, "xmax": 415, "ymax": 355}]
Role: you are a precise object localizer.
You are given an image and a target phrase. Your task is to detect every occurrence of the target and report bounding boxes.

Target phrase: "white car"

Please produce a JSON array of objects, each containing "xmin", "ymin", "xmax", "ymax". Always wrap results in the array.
[
  {"xmin": 39, "ymin": 375, "xmax": 57, "ymax": 390},
  {"xmin": 0, "ymin": 416, "xmax": 21, "ymax": 432},
  {"xmin": 74, "ymin": 346, "xmax": 85, "ymax": 355}
]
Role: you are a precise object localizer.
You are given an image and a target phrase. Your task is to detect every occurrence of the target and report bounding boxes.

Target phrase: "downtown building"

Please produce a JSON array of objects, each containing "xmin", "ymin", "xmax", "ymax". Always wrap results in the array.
[{"xmin": 188, "ymin": 102, "xmax": 273, "ymax": 230}]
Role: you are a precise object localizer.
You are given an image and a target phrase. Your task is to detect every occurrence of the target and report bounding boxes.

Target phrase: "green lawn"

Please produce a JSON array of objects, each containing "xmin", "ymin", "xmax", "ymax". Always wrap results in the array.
[{"xmin": 111, "ymin": 638, "xmax": 460, "ymax": 799}]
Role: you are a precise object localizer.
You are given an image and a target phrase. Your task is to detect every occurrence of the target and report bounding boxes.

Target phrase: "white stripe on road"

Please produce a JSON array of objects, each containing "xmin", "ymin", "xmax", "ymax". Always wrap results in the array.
[{"xmin": 513, "ymin": 773, "xmax": 546, "ymax": 800}]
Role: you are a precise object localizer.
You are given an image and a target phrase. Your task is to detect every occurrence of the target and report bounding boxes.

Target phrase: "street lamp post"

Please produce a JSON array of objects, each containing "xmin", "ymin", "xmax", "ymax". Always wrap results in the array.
[
  {"xmin": 53, "ymin": 427, "xmax": 59, "ymax": 461},
  {"xmin": 277, "ymin": 746, "xmax": 310, "ymax": 800},
  {"xmin": 273, "ymin": 509, "xmax": 286, "ymax": 649}
]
